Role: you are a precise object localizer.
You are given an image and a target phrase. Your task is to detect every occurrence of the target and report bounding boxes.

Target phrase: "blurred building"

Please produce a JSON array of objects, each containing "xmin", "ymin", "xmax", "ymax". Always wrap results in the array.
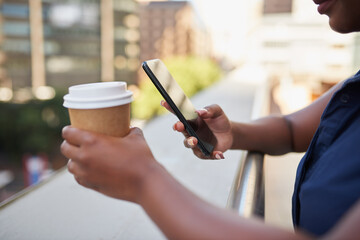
[
  {"xmin": 263, "ymin": 0, "xmax": 292, "ymax": 14},
  {"xmin": 0, "ymin": 0, "xmax": 33, "ymax": 91},
  {"xmin": 0, "ymin": 0, "xmax": 140, "ymax": 100},
  {"xmin": 258, "ymin": 0, "xmax": 360, "ymax": 89},
  {"xmin": 138, "ymin": 0, "xmax": 211, "ymax": 62}
]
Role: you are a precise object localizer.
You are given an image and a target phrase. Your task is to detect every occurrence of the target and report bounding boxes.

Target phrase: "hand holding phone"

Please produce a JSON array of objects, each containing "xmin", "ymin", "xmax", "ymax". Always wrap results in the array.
[{"xmin": 142, "ymin": 59, "xmax": 217, "ymax": 157}]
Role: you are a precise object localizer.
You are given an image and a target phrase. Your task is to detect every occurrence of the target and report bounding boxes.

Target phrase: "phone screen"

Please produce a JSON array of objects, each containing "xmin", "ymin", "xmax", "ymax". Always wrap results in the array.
[{"xmin": 142, "ymin": 59, "xmax": 217, "ymax": 156}]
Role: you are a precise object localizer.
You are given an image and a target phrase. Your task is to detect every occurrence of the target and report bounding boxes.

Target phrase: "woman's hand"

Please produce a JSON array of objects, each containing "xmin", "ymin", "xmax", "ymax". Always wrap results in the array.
[
  {"xmin": 161, "ymin": 101, "xmax": 233, "ymax": 160},
  {"xmin": 61, "ymin": 126, "xmax": 158, "ymax": 203}
]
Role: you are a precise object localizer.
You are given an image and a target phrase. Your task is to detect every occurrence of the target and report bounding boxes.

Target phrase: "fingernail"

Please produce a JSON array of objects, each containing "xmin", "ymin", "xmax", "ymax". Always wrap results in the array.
[
  {"xmin": 196, "ymin": 108, "xmax": 208, "ymax": 115},
  {"xmin": 160, "ymin": 100, "xmax": 165, "ymax": 106},
  {"xmin": 187, "ymin": 138, "xmax": 195, "ymax": 147},
  {"xmin": 62, "ymin": 126, "xmax": 68, "ymax": 134},
  {"xmin": 215, "ymin": 153, "xmax": 224, "ymax": 160}
]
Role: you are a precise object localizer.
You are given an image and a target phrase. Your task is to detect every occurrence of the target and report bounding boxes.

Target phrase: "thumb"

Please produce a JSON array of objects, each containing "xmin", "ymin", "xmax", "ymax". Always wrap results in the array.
[
  {"xmin": 196, "ymin": 104, "xmax": 224, "ymax": 120},
  {"xmin": 129, "ymin": 126, "xmax": 144, "ymax": 137}
]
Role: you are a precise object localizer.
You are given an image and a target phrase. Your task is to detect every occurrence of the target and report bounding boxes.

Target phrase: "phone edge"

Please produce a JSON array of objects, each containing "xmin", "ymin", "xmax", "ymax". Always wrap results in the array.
[{"xmin": 141, "ymin": 61, "xmax": 212, "ymax": 156}]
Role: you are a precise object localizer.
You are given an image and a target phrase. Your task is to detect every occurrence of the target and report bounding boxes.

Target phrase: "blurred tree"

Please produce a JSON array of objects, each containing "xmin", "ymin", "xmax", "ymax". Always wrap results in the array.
[
  {"xmin": 0, "ymin": 90, "xmax": 70, "ymax": 165},
  {"xmin": 132, "ymin": 56, "xmax": 223, "ymax": 119}
]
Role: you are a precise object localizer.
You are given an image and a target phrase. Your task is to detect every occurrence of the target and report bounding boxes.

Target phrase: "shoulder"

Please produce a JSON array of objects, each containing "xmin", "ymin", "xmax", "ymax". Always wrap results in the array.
[{"xmin": 342, "ymin": 69, "xmax": 360, "ymax": 86}]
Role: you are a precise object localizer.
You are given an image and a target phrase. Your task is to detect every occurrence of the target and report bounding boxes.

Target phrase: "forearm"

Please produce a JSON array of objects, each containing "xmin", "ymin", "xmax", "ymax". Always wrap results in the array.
[
  {"xmin": 230, "ymin": 115, "xmax": 294, "ymax": 155},
  {"xmin": 229, "ymin": 81, "xmax": 343, "ymax": 155},
  {"xmin": 138, "ymin": 163, "xmax": 309, "ymax": 240}
]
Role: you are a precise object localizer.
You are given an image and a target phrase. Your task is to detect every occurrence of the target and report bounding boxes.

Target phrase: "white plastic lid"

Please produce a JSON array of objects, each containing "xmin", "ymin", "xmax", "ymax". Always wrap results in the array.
[{"xmin": 63, "ymin": 81, "xmax": 133, "ymax": 109}]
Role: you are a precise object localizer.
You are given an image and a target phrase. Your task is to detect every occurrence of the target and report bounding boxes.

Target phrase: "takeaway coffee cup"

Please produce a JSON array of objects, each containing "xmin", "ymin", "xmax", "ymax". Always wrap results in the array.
[{"xmin": 63, "ymin": 81, "xmax": 133, "ymax": 137}]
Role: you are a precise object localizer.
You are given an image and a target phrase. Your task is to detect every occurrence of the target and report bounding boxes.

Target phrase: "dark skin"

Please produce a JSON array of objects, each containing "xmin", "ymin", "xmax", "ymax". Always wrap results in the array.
[
  {"xmin": 167, "ymin": 81, "xmax": 342, "ymax": 158},
  {"xmin": 61, "ymin": 0, "xmax": 360, "ymax": 238},
  {"xmin": 62, "ymin": 126, "xmax": 310, "ymax": 240}
]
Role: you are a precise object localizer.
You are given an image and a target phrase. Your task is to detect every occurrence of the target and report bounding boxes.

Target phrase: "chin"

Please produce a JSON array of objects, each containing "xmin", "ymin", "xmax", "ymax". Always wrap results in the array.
[
  {"xmin": 329, "ymin": 21, "xmax": 357, "ymax": 34},
  {"xmin": 329, "ymin": 17, "xmax": 360, "ymax": 34},
  {"xmin": 330, "ymin": 26, "xmax": 352, "ymax": 34}
]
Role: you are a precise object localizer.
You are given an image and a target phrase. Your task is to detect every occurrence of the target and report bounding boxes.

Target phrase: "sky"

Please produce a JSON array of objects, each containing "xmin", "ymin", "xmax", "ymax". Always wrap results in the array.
[{"xmin": 189, "ymin": 0, "xmax": 262, "ymax": 62}]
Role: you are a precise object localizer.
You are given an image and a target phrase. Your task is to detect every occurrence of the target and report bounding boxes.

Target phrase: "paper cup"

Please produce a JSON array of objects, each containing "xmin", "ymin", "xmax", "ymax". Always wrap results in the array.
[{"xmin": 63, "ymin": 82, "xmax": 133, "ymax": 137}]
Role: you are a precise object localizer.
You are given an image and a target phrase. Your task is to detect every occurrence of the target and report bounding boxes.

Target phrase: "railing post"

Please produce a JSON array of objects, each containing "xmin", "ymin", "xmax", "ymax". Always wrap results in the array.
[{"xmin": 227, "ymin": 151, "xmax": 265, "ymax": 218}]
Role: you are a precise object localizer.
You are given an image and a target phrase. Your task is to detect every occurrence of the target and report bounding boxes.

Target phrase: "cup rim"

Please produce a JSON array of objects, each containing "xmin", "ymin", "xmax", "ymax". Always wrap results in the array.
[{"xmin": 63, "ymin": 81, "xmax": 133, "ymax": 109}]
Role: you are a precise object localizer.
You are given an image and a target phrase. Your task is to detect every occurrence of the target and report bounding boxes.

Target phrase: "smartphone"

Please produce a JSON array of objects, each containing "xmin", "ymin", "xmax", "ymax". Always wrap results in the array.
[{"xmin": 142, "ymin": 59, "xmax": 217, "ymax": 156}]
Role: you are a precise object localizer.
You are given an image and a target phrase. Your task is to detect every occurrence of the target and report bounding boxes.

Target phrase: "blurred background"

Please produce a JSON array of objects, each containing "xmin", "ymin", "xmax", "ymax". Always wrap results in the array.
[{"xmin": 0, "ymin": 0, "xmax": 359, "ymax": 203}]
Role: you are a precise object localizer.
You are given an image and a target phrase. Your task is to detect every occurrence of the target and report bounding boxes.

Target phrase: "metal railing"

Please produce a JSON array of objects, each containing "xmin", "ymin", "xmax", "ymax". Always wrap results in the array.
[
  {"xmin": 226, "ymin": 67, "xmax": 269, "ymax": 218},
  {"xmin": 226, "ymin": 151, "xmax": 265, "ymax": 218}
]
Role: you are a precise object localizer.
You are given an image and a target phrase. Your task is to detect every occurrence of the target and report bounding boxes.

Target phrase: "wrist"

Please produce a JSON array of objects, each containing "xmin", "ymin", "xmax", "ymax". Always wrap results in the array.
[
  {"xmin": 136, "ymin": 160, "xmax": 166, "ymax": 205},
  {"xmin": 229, "ymin": 121, "xmax": 250, "ymax": 150},
  {"xmin": 229, "ymin": 121, "xmax": 240, "ymax": 149}
]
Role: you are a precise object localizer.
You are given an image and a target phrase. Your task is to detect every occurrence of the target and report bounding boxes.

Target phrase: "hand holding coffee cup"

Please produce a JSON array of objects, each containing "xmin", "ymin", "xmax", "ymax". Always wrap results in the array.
[{"xmin": 61, "ymin": 81, "xmax": 152, "ymax": 199}]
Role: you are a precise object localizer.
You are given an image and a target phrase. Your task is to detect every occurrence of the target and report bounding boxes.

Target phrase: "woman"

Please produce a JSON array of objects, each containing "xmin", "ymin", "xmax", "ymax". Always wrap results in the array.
[{"xmin": 61, "ymin": 0, "xmax": 360, "ymax": 238}]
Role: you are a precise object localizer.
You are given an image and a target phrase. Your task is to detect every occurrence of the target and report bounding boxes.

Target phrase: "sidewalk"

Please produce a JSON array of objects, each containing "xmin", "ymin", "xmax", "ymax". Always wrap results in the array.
[
  {"xmin": 142, "ymin": 72, "xmax": 258, "ymax": 208},
  {"xmin": 0, "ymin": 72, "xmax": 258, "ymax": 240}
]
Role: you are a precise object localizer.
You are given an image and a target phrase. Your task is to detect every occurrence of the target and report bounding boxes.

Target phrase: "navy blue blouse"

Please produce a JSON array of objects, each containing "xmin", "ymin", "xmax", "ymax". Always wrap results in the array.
[{"xmin": 292, "ymin": 70, "xmax": 360, "ymax": 236}]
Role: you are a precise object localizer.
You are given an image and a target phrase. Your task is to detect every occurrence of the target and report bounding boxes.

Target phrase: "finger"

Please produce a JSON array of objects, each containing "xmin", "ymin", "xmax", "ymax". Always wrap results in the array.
[
  {"xmin": 68, "ymin": 160, "xmax": 98, "ymax": 190},
  {"xmin": 128, "ymin": 126, "xmax": 144, "ymax": 137},
  {"xmin": 212, "ymin": 151, "xmax": 225, "ymax": 160},
  {"xmin": 173, "ymin": 122, "xmax": 193, "ymax": 141},
  {"xmin": 196, "ymin": 104, "xmax": 224, "ymax": 119},
  {"xmin": 196, "ymin": 152, "xmax": 223, "ymax": 160},
  {"xmin": 67, "ymin": 158, "xmax": 85, "ymax": 176},
  {"xmin": 61, "ymin": 140, "xmax": 81, "ymax": 160},
  {"xmin": 67, "ymin": 159, "xmax": 75, "ymax": 174},
  {"xmin": 73, "ymin": 175, "xmax": 100, "ymax": 191},
  {"xmin": 62, "ymin": 126, "xmax": 89, "ymax": 146},
  {"xmin": 73, "ymin": 175, "xmax": 83, "ymax": 186},
  {"xmin": 173, "ymin": 121, "xmax": 185, "ymax": 132},
  {"xmin": 73, "ymin": 175, "xmax": 89, "ymax": 188},
  {"xmin": 160, "ymin": 100, "xmax": 174, "ymax": 114},
  {"xmin": 183, "ymin": 137, "xmax": 198, "ymax": 149}
]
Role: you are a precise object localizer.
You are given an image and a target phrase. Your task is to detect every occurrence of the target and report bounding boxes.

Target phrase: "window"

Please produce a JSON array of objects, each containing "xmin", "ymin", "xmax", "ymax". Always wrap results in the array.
[
  {"xmin": 2, "ymin": 3, "xmax": 29, "ymax": 18},
  {"xmin": 2, "ymin": 22, "xmax": 30, "ymax": 37},
  {"xmin": 2, "ymin": 39, "xmax": 31, "ymax": 54}
]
